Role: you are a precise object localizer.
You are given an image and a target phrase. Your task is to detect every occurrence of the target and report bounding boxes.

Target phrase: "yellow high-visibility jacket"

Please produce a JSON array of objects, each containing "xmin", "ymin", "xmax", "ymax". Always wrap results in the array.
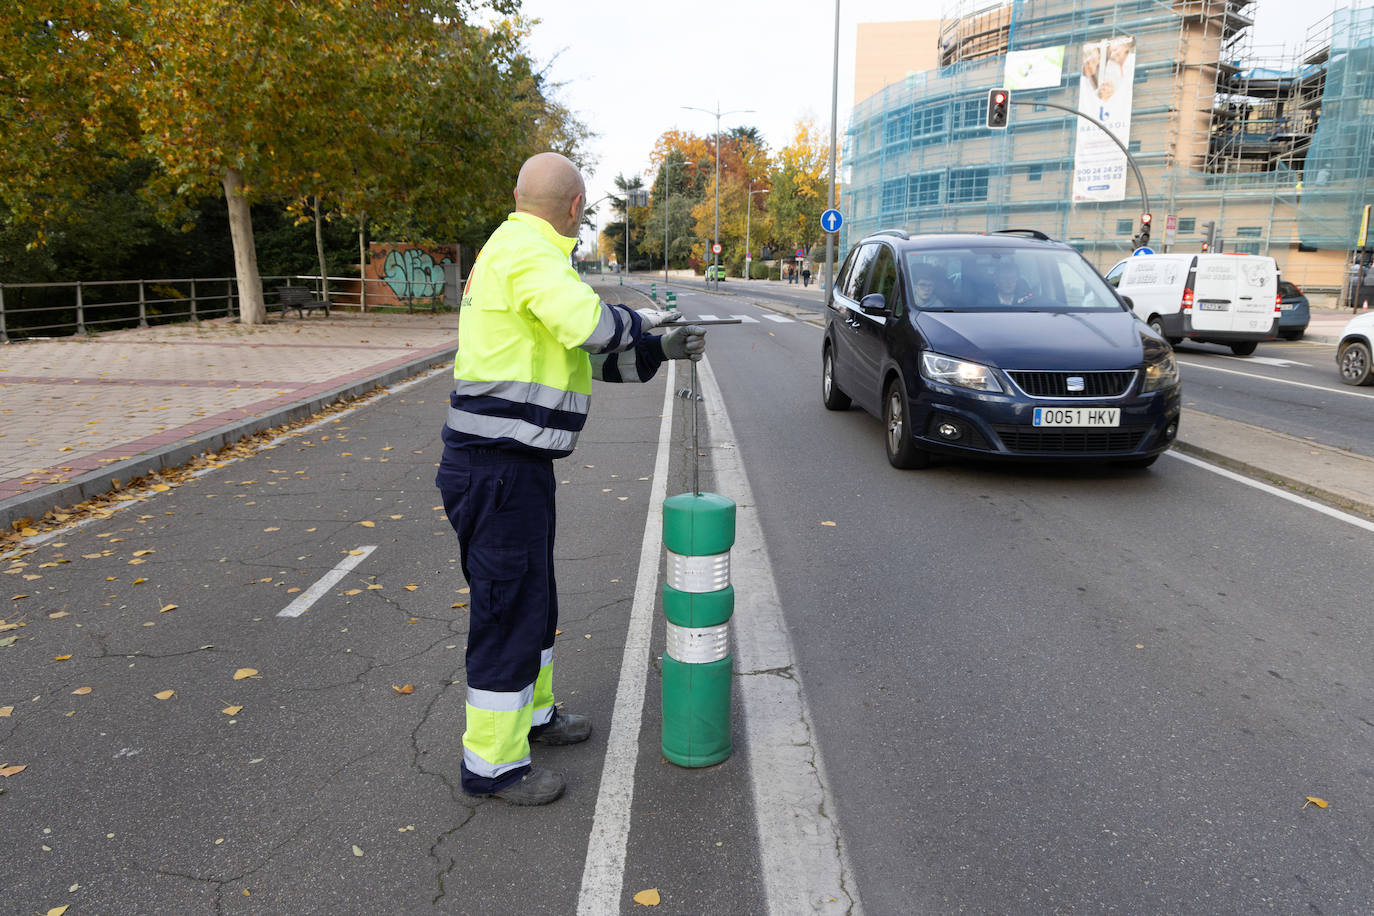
[{"xmin": 444, "ymin": 211, "xmax": 666, "ymax": 457}]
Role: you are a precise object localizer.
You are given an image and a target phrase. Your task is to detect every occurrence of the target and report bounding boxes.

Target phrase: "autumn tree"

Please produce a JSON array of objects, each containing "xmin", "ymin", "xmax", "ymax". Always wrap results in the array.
[
  {"xmin": 765, "ymin": 117, "xmax": 836, "ymax": 266},
  {"xmin": 2, "ymin": 2, "xmax": 586, "ymax": 322}
]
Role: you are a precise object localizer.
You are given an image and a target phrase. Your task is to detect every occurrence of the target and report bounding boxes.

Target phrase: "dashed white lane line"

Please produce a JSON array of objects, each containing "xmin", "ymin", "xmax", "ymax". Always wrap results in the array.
[
  {"xmin": 764, "ymin": 314, "xmax": 794, "ymax": 323},
  {"xmin": 277, "ymin": 546, "xmax": 378, "ymax": 618},
  {"xmin": 697, "ymin": 313, "xmax": 720, "ymax": 321},
  {"xmin": 731, "ymin": 314, "xmax": 760, "ymax": 324}
]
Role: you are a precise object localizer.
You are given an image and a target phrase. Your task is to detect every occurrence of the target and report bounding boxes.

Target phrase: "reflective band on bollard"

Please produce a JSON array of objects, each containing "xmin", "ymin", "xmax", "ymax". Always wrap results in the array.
[
  {"xmin": 665, "ymin": 622, "xmax": 730, "ymax": 664},
  {"xmin": 665, "ymin": 550, "xmax": 730, "ymax": 592},
  {"xmin": 661, "ymin": 492, "xmax": 736, "ymax": 768}
]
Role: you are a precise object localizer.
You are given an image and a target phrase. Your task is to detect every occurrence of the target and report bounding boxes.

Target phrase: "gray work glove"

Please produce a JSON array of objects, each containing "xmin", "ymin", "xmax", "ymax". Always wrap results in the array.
[
  {"xmin": 662, "ymin": 324, "xmax": 706, "ymax": 362},
  {"xmin": 635, "ymin": 307, "xmax": 682, "ymax": 331}
]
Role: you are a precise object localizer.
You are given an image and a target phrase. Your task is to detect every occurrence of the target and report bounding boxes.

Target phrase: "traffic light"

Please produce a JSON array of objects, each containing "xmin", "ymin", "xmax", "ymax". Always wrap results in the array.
[
  {"xmin": 1133, "ymin": 212, "xmax": 1152, "ymax": 248},
  {"xmin": 1200, "ymin": 219, "xmax": 1216, "ymax": 252},
  {"xmin": 986, "ymin": 88, "xmax": 1010, "ymax": 129}
]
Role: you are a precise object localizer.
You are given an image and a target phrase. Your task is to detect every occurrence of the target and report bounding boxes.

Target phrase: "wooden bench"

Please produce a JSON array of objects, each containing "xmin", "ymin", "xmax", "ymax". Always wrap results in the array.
[{"xmin": 274, "ymin": 286, "xmax": 331, "ymax": 318}]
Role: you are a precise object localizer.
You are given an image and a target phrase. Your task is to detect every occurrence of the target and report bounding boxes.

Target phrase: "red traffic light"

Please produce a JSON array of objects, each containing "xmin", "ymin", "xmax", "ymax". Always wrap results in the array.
[
  {"xmin": 1139, "ymin": 212, "xmax": 1153, "ymax": 226},
  {"xmin": 986, "ymin": 87, "xmax": 1010, "ymax": 130}
]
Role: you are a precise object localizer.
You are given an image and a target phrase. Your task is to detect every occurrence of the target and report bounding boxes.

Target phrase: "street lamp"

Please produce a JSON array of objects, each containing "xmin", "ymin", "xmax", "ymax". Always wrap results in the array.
[
  {"xmin": 745, "ymin": 183, "xmax": 770, "ymax": 282},
  {"xmin": 683, "ymin": 102, "xmax": 754, "ymax": 287}
]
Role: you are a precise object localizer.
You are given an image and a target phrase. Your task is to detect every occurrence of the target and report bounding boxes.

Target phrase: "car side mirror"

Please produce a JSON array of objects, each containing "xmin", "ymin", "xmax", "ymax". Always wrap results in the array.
[{"xmin": 859, "ymin": 292, "xmax": 890, "ymax": 316}]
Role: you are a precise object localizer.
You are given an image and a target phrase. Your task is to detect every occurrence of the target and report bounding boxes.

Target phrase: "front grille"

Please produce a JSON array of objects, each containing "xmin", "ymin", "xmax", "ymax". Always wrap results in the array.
[
  {"xmin": 991, "ymin": 425, "xmax": 1149, "ymax": 454},
  {"xmin": 1005, "ymin": 370, "xmax": 1136, "ymax": 399}
]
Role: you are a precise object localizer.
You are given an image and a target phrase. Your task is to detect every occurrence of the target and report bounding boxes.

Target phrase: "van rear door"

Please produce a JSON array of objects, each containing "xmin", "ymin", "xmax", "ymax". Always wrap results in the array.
[{"xmin": 1192, "ymin": 255, "xmax": 1277, "ymax": 335}]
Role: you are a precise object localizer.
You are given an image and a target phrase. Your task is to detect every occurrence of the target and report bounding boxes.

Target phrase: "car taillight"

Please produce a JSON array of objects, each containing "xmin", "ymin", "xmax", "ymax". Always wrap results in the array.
[
  {"xmin": 1275, "ymin": 293, "xmax": 1282, "ymax": 314},
  {"xmin": 1181, "ymin": 286, "xmax": 1194, "ymax": 312}
]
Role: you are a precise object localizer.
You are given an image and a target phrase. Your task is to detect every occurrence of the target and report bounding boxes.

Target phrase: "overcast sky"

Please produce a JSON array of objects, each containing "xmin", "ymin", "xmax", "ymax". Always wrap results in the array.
[{"xmin": 515, "ymin": 0, "xmax": 1346, "ymax": 246}]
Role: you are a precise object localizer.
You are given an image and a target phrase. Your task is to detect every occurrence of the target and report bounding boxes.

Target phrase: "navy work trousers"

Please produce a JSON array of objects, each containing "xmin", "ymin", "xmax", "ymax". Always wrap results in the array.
[{"xmin": 436, "ymin": 446, "xmax": 559, "ymax": 794}]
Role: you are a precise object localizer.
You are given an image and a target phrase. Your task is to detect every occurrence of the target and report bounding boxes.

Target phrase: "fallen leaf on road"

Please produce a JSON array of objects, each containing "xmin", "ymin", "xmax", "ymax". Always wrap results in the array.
[
  {"xmin": 233, "ymin": 668, "xmax": 259, "ymax": 680},
  {"xmin": 132, "ymin": 549, "xmax": 154, "ymax": 557},
  {"xmin": 10, "ymin": 595, "xmax": 28, "ymax": 601},
  {"xmin": 1304, "ymin": 796, "xmax": 1329, "ymax": 809},
  {"xmin": 0, "ymin": 706, "xmax": 12, "ymax": 716},
  {"xmin": 48, "ymin": 611, "xmax": 69, "ymax": 619},
  {"xmin": 132, "ymin": 578, "xmax": 146, "ymax": 585},
  {"xmin": 222, "ymin": 705, "xmax": 243, "ymax": 716},
  {"xmin": 451, "ymin": 602, "xmax": 467, "ymax": 609},
  {"xmin": 352, "ymin": 845, "xmax": 364, "ymax": 857},
  {"xmin": 820, "ymin": 521, "xmax": 836, "ymax": 527},
  {"xmin": 154, "ymin": 690, "xmax": 175, "ymax": 700},
  {"xmin": 633, "ymin": 888, "xmax": 661, "ymax": 906},
  {"xmin": 0, "ymin": 764, "xmax": 25, "ymax": 777},
  {"xmin": 152, "ymin": 484, "xmax": 171, "ymax": 492},
  {"xmin": 367, "ymin": 585, "xmax": 382, "ymax": 590},
  {"xmin": 392, "ymin": 684, "xmax": 415, "ymax": 695},
  {"xmin": 71, "ymin": 687, "xmax": 93, "ymax": 695},
  {"xmin": 159, "ymin": 604, "xmax": 178, "ymax": 613},
  {"xmin": 404, "ymin": 585, "xmax": 418, "ymax": 591},
  {"xmin": 53, "ymin": 655, "xmax": 72, "ymax": 661},
  {"xmin": 344, "ymin": 589, "xmax": 362, "ymax": 596},
  {"xmin": 358, "ymin": 521, "xmax": 376, "ymax": 528},
  {"xmin": 42, "ymin": 905, "xmax": 68, "ymax": 916},
  {"xmin": 263, "ymin": 527, "xmax": 280, "ymax": 532}
]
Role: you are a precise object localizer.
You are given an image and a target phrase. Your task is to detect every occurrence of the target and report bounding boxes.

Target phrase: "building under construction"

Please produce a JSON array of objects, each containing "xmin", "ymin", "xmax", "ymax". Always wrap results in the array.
[{"xmin": 842, "ymin": 0, "xmax": 1374, "ymax": 295}]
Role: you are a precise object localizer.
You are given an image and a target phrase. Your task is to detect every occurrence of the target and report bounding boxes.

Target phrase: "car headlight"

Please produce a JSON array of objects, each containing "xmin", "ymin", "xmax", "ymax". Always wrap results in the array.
[
  {"xmin": 920, "ymin": 352, "xmax": 1003, "ymax": 392},
  {"xmin": 1141, "ymin": 350, "xmax": 1179, "ymax": 392}
]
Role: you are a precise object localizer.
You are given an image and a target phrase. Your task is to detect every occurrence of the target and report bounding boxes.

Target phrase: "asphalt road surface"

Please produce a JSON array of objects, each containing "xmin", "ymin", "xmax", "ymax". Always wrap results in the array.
[{"xmin": 5, "ymin": 281, "xmax": 1372, "ymax": 914}]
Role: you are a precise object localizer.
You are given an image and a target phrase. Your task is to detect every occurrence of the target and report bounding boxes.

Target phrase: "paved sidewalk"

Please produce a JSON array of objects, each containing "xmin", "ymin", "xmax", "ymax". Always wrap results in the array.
[{"xmin": 1, "ymin": 310, "xmax": 458, "ymax": 529}]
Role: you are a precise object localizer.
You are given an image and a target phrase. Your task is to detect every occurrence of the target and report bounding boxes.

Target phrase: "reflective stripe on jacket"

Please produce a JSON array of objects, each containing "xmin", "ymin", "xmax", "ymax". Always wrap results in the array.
[{"xmin": 446, "ymin": 211, "xmax": 648, "ymax": 458}]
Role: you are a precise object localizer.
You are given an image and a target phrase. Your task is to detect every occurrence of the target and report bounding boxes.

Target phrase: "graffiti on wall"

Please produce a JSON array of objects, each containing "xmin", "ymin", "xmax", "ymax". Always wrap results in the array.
[{"xmin": 364, "ymin": 243, "xmax": 458, "ymax": 306}]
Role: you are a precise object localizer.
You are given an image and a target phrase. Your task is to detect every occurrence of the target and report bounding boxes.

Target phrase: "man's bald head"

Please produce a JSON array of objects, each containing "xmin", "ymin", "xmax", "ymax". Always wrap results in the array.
[{"xmin": 515, "ymin": 152, "xmax": 585, "ymax": 237}]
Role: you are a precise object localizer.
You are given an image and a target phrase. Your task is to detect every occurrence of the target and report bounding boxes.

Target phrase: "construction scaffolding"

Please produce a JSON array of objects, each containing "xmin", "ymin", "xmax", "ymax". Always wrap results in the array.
[{"xmin": 842, "ymin": 0, "xmax": 1374, "ymax": 290}]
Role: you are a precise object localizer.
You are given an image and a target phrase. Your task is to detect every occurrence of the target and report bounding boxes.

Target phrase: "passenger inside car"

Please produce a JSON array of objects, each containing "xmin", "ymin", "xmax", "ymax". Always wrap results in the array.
[
  {"xmin": 912, "ymin": 267, "xmax": 945, "ymax": 309},
  {"xmin": 992, "ymin": 259, "xmax": 1033, "ymax": 306}
]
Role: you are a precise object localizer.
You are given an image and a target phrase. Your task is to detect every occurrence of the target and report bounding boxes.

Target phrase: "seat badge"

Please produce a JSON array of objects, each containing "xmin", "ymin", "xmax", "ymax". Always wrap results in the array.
[{"xmin": 1066, "ymin": 376, "xmax": 1085, "ymax": 393}]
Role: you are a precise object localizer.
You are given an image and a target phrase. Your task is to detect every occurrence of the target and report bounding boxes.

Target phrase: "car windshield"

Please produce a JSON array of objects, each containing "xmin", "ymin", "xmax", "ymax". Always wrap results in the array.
[{"xmin": 904, "ymin": 246, "xmax": 1123, "ymax": 312}]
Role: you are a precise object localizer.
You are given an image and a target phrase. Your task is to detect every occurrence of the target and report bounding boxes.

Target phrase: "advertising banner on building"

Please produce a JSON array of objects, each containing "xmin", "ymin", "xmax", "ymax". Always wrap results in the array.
[
  {"xmin": 1003, "ymin": 46, "xmax": 1065, "ymax": 91},
  {"xmin": 1072, "ymin": 37, "xmax": 1136, "ymax": 203}
]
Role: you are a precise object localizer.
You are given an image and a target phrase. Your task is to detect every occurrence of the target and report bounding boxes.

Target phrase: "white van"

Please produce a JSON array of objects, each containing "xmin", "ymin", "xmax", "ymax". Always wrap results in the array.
[{"xmin": 1104, "ymin": 253, "xmax": 1279, "ymax": 355}]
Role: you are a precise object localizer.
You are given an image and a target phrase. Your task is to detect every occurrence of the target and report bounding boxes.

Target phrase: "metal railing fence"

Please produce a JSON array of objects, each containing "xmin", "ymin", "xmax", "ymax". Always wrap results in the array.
[{"xmin": 0, "ymin": 274, "xmax": 456, "ymax": 342}]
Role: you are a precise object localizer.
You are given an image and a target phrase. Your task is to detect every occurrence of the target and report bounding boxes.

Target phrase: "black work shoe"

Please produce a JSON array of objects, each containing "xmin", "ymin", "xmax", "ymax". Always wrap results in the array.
[
  {"xmin": 484, "ymin": 767, "xmax": 565, "ymax": 806},
  {"xmin": 531, "ymin": 710, "xmax": 592, "ymax": 746}
]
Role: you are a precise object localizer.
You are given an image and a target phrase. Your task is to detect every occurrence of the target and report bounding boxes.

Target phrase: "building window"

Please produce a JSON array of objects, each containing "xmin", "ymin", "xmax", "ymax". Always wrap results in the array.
[
  {"xmin": 954, "ymin": 97, "xmax": 984, "ymax": 130},
  {"xmin": 881, "ymin": 177, "xmax": 906, "ymax": 214},
  {"xmin": 1027, "ymin": 164, "xmax": 1043, "ymax": 182},
  {"xmin": 914, "ymin": 105, "xmax": 947, "ymax": 139},
  {"xmin": 1236, "ymin": 226, "xmax": 1262, "ymax": 237},
  {"xmin": 1178, "ymin": 217, "xmax": 1196, "ymax": 233},
  {"xmin": 1233, "ymin": 241, "xmax": 1262, "ymax": 255},
  {"xmin": 908, "ymin": 173, "xmax": 940, "ymax": 208},
  {"xmin": 884, "ymin": 108, "xmax": 913, "ymax": 145},
  {"xmin": 1116, "ymin": 219, "xmax": 1134, "ymax": 234},
  {"xmin": 948, "ymin": 167, "xmax": 989, "ymax": 203},
  {"xmin": 1128, "ymin": 140, "xmax": 1141, "ymax": 153}
]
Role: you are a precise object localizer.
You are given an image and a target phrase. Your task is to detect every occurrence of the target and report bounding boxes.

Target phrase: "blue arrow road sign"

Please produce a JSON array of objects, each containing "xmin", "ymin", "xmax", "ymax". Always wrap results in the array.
[
  {"xmin": 1132, "ymin": 246, "xmax": 1154, "ymax": 256},
  {"xmin": 821, "ymin": 208, "xmax": 843, "ymax": 233}
]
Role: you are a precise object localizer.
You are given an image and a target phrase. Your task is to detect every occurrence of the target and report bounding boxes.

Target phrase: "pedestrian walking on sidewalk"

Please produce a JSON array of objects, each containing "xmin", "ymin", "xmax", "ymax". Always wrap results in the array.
[
  {"xmin": 436, "ymin": 151, "xmax": 706, "ymax": 806},
  {"xmin": 802, "ymin": 265, "xmax": 812, "ymax": 288}
]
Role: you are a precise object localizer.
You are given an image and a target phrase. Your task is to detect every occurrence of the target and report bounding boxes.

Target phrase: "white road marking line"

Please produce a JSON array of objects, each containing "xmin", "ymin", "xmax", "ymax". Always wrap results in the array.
[
  {"xmin": 577, "ymin": 371, "xmax": 674, "ymax": 915},
  {"xmin": 764, "ymin": 314, "xmax": 794, "ymax": 323},
  {"xmin": 697, "ymin": 313, "xmax": 721, "ymax": 321},
  {"xmin": 695, "ymin": 356, "xmax": 864, "ymax": 914},
  {"xmin": 1232, "ymin": 356, "xmax": 1305, "ymax": 367},
  {"xmin": 730, "ymin": 314, "xmax": 760, "ymax": 324},
  {"xmin": 277, "ymin": 546, "xmax": 378, "ymax": 618},
  {"xmin": 1166, "ymin": 452, "xmax": 1374, "ymax": 533},
  {"xmin": 1178, "ymin": 360, "xmax": 1374, "ymax": 399}
]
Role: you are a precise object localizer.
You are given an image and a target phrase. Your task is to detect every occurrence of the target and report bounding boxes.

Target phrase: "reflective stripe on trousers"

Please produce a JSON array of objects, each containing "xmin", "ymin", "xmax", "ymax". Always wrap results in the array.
[{"xmin": 436, "ymin": 447, "xmax": 560, "ymax": 794}]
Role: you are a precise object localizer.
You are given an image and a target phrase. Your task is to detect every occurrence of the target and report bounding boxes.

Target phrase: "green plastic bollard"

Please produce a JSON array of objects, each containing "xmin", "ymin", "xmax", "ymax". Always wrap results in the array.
[{"xmin": 661, "ymin": 491, "xmax": 736, "ymax": 767}]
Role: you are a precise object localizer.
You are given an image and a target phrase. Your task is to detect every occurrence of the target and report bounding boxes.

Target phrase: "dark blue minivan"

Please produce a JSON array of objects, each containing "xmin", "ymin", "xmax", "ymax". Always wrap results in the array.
[{"xmin": 822, "ymin": 230, "xmax": 1181, "ymax": 469}]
